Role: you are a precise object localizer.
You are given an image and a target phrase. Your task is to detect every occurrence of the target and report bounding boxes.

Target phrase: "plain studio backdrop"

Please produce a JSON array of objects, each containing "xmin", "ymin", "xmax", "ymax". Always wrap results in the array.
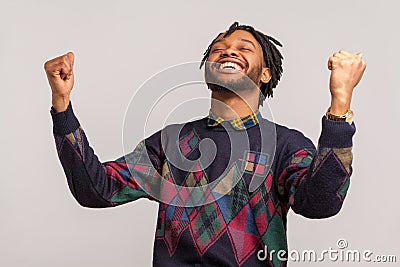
[{"xmin": 1, "ymin": 0, "xmax": 399, "ymax": 266}]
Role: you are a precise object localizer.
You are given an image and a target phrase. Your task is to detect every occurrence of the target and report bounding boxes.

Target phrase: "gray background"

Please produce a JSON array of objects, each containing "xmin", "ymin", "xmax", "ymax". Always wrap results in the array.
[{"xmin": 1, "ymin": 0, "xmax": 399, "ymax": 266}]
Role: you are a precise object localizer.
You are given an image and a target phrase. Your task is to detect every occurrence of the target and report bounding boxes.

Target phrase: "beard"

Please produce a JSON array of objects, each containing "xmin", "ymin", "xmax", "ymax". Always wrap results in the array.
[{"xmin": 204, "ymin": 61, "xmax": 262, "ymax": 94}]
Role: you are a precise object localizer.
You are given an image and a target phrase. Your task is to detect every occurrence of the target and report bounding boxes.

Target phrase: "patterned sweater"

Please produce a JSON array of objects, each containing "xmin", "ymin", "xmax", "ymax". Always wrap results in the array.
[{"xmin": 51, "ymin": 103, "xmax": 356, "ymax": 267}]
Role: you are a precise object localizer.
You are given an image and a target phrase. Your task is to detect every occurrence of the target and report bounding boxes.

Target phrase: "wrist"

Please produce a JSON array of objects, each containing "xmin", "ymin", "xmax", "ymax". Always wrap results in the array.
[
  {"xmin": 326, "ymin": 107, "xmax": 354, "ymax": 124},
  {"xmin": 52, "ymin": 94, "xmax": 70, "ymax": 113},
  {"xmin": 330, "ymin": 95, "xmax": 352, "ymax": 115}
]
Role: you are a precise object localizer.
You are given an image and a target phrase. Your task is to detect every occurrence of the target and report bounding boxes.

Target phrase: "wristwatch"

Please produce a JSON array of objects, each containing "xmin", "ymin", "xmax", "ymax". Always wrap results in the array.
[{"xmin": 326, "ymin": 108, "xmax": 354, "ymax": 124}]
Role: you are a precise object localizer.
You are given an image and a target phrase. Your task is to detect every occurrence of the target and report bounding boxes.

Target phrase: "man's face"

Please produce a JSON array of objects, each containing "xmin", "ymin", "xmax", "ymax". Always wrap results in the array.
[{"xmin": 205, "ymin": 30, "xmax": 269, "ymax": 93}]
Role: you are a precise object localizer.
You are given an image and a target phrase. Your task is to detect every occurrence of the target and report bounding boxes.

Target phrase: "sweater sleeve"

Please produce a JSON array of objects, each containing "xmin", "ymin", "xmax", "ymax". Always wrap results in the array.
[
  {"xmin": 277, "ymin": 116, "xmax": 356, "ymax": 218},
  {"xmin": 51, "ymin": 102, "xmax": 163, "ymax": 208}
]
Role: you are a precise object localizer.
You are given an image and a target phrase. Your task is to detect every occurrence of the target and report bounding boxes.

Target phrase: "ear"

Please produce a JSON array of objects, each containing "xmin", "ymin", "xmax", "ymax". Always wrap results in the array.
[{"xmin": 260, "ymin": 67, "xmax": 272, "ymax": 84}]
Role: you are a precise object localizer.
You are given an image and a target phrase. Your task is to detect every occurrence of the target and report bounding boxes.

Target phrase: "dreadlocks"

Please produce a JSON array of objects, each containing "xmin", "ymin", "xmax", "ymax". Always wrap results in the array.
[{"xmin": 200, "ymin": 22, "xmax": 283, "ymax": 101}]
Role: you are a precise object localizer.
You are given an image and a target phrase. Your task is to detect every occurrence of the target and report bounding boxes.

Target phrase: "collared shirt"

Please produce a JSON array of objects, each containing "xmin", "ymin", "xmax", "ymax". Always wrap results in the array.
[{"xmin": 207, "ymin": 109, "xmax": 262, "ymax": 130}]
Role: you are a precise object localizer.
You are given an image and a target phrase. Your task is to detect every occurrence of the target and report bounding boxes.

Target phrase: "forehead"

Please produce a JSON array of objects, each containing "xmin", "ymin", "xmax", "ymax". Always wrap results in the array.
[{"xmin": 213, "ymin": 30, "xmax": 261, "ymax": 48}]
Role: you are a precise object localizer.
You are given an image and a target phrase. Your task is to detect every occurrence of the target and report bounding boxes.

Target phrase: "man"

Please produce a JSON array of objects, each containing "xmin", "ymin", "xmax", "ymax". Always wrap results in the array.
[{"xmin": 45, "ymin": 22, "xmax": 366, "ymax": 266}]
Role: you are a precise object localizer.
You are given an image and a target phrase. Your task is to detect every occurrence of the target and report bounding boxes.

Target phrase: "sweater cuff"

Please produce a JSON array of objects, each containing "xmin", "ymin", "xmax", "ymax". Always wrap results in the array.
[
  {"xmin": 50, "ymin": 101, "xmax": 80, "ymax": 135},
  {"xmin": 318, "ymin": 116, "xmax": 356, "ymax": 148}
]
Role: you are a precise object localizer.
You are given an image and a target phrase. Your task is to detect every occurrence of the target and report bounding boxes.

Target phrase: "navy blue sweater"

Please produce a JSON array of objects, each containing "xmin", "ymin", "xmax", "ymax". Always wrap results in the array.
[{"xmin": 51, "ymin": 103, "xmax": 356, "ymax": 266}]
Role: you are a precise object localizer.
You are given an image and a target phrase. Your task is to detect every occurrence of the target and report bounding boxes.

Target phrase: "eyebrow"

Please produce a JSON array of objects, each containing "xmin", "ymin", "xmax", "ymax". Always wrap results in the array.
[
  {"xmin": 239, "ymin": 39, "xmax": 256, "ymax": 48},
  {"xmin": 213, "ymin": 38, "xmax": 256, "ymax": 49}
]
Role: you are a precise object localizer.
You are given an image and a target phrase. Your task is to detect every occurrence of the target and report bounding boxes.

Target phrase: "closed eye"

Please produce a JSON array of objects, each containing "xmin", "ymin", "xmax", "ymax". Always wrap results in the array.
[
  {"xmin": 211, "ymin": 49, "xmax": 223, "ymax": 53},
  {"xmin": 240, "ymin": 47, "xmax": 253, "ymax": 52}
]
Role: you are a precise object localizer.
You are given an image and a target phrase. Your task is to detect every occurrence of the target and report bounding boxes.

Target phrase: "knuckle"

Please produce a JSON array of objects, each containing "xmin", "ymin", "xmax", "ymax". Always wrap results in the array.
[
  {"xmin": 339, "ymin": 59, "xmax": 350, "ymax": 67},
  {"xmin": 344, "ymin": 57, "xmax": 353, "ymax": 64},
  {"xmin": 361, "ymin": 60, "xmax": 367, "ymax": 68},
  {"xmin": 44, "ymin": 61, "xmax": 49, "ymax": 70},
  {"xmin": 61, "ymin": 61, "xmax": 69, "ymax": 70},
  {"xmin": 44, "ymin": 61, "xmax": 55, "ymax": 73}
]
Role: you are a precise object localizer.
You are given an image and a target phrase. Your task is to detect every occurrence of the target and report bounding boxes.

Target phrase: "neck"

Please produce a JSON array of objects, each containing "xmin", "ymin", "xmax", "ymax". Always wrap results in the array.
[{"xmin": 210, "ymin": 89, "xmax": 259, "ymax": 120}]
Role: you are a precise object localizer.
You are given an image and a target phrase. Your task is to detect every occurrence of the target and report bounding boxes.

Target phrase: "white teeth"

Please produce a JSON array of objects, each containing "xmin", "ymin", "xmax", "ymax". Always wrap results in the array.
[{"xmin": 220, "ymin": 62, "xmax": 242, "ymax": 71}]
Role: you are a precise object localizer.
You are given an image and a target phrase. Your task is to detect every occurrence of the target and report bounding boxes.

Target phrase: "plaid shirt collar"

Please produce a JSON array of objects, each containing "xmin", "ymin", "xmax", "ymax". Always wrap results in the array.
[{"xmin": 207, "ymin": 109, "xmax": 262, "ymax": 130}]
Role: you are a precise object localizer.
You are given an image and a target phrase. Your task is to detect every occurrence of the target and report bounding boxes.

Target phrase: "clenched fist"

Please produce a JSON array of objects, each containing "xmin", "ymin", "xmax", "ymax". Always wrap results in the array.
[
  {"xmin": 44, "ymin": 52, "xmax": 75, "ymax": 112},
  {"xmin": 328, "ymin": 50, "xmax": 366, "ymax": 114}
]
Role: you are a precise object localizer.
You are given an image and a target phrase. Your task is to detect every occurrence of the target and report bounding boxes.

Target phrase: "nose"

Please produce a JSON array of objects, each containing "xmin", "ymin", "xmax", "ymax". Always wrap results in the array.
[{"xmin": 221, "ymin": 47, "xmax": 238, "ymax": 58}]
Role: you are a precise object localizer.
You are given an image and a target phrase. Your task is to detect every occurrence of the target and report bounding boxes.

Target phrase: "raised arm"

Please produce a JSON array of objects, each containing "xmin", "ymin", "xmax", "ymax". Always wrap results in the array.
[
  {"xmin": 278, "ymin": 50, "xmax": 366, "ymax": 218},
  {"xmin": 45, "ymin": 53, "xmax": 162, "ymax": 208}
]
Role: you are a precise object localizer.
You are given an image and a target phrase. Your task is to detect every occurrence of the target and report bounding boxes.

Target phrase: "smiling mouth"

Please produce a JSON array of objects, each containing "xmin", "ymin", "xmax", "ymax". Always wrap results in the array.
[{"xmin": 214, "ymin": 60, "xmax": 246, "ymax": 74}]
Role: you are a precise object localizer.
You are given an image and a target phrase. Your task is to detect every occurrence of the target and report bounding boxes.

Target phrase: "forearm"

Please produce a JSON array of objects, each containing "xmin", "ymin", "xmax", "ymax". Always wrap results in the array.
[
  {"xmin": 56, "ymin": 131, "xmax": 113, "ymax": 208},
  {"xmin": 289, "ymin": 148, "xmax": 352, "ymax": 218},
  {"xmin": 281, "ymin": 117, "xmax": 356, "ymax": 218},
  {"xmin": 51, "ymin": 102, "xmax": 149, "ymax": 207},
  {"xmin": 52, "ymin": 103, "xmax": 115, "ymax": 207}
]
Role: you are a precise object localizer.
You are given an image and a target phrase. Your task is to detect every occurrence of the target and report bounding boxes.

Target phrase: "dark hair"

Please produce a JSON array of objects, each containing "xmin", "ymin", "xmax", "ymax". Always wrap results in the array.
[{"xmin": 200, "ymin": 22, "xmax": 283, "ymax": 101}]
